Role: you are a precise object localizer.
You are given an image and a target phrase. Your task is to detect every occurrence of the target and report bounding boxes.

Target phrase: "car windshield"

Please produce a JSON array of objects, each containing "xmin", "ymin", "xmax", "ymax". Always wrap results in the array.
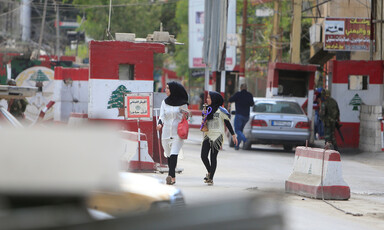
[{"xmin": 253, "ymin": 101, "xmax": 304, "ymax": 114}]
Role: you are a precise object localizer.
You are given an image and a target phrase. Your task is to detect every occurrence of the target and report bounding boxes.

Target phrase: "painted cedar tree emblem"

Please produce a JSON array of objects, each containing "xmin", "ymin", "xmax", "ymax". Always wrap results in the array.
[
  {"xmin": 349, "ymin": 93, "xmax": 362, "ymax": 111},
  {"xmin": 107, "ymin": 85, "xmax": 131, "ymax": 117}
]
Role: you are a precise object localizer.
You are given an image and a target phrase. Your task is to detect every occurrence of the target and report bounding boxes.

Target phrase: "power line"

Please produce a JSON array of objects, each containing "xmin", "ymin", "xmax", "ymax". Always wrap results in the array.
[{"xmin": 33, "ymin": 0, "xmax": 182, "ymax": 9}]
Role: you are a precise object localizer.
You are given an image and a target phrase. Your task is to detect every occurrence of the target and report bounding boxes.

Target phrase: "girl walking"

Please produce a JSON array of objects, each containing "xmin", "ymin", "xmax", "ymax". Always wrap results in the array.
[
  {"xmin": 156, "ymin": 81, "xmax": 189, "ymax": 185},
  {"xmin": 201, "ymin": 91, "xmax": 237, "ymax": 185}
]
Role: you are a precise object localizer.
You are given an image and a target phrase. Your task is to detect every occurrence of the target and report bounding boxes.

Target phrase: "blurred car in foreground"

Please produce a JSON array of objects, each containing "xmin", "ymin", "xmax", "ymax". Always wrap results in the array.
[
  {"xmin": 0, "ymin": 105, "xmax": 23, "ymax": 128},
  {"xmin": 229, "ymin": 97, "xmax": 310, "ymax": 151},
  {"xmin": 0, "ymin": 84, "xmax": 38, "ymax": 128},
  {"xmin": 87, "ymin": 172, "xmax": 185, "ymax": 216}
]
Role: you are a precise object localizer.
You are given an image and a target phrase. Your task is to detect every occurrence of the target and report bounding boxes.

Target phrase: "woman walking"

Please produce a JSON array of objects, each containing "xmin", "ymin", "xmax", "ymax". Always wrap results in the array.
[
  {"xmin": 201, "ymin": 91, "xmax": 237, "ymax": 185},
  {"xmin": 156, "ymin": 81, "xmax": 189, "ymax": 185}
]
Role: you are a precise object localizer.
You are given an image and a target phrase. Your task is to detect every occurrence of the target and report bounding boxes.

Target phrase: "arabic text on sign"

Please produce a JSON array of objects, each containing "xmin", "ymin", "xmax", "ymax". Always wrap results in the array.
[
  {"xmin": 345, "ymin": 28, "xmax": 370, "ymax": 36},
  {"xmin": 349, "ymin": 18, "xmax": 370, "ymax": 26}
]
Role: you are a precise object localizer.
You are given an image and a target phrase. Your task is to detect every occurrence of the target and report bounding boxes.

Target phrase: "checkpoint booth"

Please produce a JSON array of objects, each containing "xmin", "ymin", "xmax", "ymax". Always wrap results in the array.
[
  {"xmin": 330, "ymin": 60, "xmax": 384, "ymax": 148},
  {"xmin": 88, "ymin": 40, "xmax": 166, "ymax": 170},
  {"xmin": 266, "ymin": 62, "xmax": 317, "ymax": 118},
  {"xmin": 266, "ymin": 62, "xmax": 317, "ymax": 143}
]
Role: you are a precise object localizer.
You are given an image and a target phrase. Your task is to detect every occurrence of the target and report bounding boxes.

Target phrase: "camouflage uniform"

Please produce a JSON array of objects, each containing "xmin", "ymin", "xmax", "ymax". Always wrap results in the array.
[
  {"xmin": 319, "ymin": 90, "xmax": 340, "ymax": 151},
  {"xmin": 7, "ymin": 79, "xmax": 28, "ymax": 120},
  {"xmin": 8, "ymin": 99, "xmax": 28, "ymax": 120}
]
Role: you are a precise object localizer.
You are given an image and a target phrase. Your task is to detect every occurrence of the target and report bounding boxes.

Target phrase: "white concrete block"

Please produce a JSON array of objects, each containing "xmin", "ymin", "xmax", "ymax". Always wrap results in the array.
[{"xmin": 115, "ymin": 33, "xmax": 136, "ymax": 41}]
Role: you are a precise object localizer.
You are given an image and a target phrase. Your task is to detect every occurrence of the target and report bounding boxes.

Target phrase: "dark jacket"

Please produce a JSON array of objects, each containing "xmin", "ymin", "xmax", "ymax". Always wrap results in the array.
[{"xmin": 229, "ymin": 90, "xmax": 254, "ymax": 117}]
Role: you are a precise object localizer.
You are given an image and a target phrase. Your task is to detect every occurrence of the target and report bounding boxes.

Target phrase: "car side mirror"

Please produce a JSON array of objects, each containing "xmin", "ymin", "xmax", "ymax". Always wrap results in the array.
[{"xmin": 231, "ymin": 111, "xmax": 236, "ymax": 115}]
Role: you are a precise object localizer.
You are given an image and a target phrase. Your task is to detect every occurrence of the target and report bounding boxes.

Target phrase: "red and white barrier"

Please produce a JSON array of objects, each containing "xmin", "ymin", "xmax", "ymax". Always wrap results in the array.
[
  {"xmin": 119, "ymin": 131, "xmax": 155, "ymax": 172},
  {"xmin": 381, "ymin": 120, "xmax": 384, "ymax": 151},
  {"xmin": 68, "ymin": 113, "xmax": 88, "ymax": 126},
  {"xmin": 35, "ymin": 100, "xmax": 55, "ymax": 123},
  {"xmin": 285, "ymin": 146, "xmax": 350, "ymax": 200}
]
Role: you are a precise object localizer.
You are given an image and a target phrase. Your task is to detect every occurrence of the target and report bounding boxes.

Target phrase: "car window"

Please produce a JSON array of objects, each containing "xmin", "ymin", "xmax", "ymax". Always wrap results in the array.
[{"xmin": 253, "ymin": 101, "xmax": 304, "ymax": 114}]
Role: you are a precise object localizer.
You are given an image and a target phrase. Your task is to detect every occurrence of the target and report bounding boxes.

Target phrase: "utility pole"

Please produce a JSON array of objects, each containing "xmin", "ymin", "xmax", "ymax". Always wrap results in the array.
[
  {"xmin": 290, "ymin": 0, "xmax": 302, "ymax": 64},
  {"xmin": 309, "ymin": 0, "xmax": 317, "ymax": 57},
  {"xmin": 239, "ymin": 0, "xmax": 247, "ymax": 85},
  {"xmin": 370, "ymin": 0, "xmax": 376, "ymax": 60},
  {"xmin": 271, "ymin": 0, "xmax": 280, "ymax": 62},
  {"xmin": 21, "ymin": 0, "xmax": 31, "ymax": 42},
  {"xmin": 55, "ymin": 1, "xmax": 60, "ymax": 60},
  {"xmin": 35, "ymin": 0, "xmax": 48, "ymax": 60}
]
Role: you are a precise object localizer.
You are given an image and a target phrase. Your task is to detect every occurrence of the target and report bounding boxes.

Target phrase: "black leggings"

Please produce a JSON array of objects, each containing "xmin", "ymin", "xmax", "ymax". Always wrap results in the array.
[
  {"xmin": 201, "ymin": 138, "xmax": 219, "ymax": 180},
  {"xmin": 167, "ymin": 155, "xmax": 178, "ymax": 178}
]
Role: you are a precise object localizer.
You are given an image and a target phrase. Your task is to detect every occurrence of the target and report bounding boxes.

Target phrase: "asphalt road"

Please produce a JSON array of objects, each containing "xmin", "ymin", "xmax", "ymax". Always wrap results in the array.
[{"xmin": 145, "ymin": 128, "xmax": 384, "ymax": 230}]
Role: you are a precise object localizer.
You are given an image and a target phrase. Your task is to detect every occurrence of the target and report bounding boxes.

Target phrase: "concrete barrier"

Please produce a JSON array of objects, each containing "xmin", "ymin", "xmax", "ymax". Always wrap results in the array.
[
  {"xmin": 285, "ymin": 146, "xmax": 350, "ymax": 200},
  {"xmin": 68, "ymin": 113, "xmax": 88, "ymax": 126},
  {"xmin": 119, "ymin": 131, "xmax": 155, "ymax": 172}
]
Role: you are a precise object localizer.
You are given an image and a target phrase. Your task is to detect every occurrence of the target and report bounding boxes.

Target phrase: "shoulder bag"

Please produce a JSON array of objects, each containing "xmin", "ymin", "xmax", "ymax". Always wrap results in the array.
[{"xmin": 177, "ymin": 117, "xmax": 189, "ymax": 139}]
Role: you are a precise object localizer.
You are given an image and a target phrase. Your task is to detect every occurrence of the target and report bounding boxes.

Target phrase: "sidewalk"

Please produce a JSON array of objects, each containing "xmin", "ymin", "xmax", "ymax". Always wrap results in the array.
[{"xmin": 173, "ymin": 128, "xmax": 384, "ymax": 230}]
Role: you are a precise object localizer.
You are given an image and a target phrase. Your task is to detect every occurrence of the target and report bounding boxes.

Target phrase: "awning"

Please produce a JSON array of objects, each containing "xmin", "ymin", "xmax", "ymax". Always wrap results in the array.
[{"xmin": 309, "ymin": 47, "xmax": 335, "ymax": 65}]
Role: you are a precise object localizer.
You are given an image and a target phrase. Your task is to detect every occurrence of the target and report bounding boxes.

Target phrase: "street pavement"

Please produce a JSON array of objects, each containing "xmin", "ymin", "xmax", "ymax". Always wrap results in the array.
[{"xmin": 144, "ymin": 128, "xmax": 384, "ymax": 230}]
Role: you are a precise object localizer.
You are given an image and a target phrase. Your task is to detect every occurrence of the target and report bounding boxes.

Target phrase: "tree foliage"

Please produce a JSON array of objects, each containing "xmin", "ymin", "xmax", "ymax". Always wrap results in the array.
[
  {"xmin": 173, "ymin": 0, "xmax": 189, "ymax": 79},
  {"xmin": 71, "ymin": 0, "xmax": 177, "ymax": 40},
  {"xmin": 68, "ymin": 0, "xmax": 313, "ymax": 85},
  {"xmin": 237, "ymin": 1, "xmax": 312, "ymax": 70}
]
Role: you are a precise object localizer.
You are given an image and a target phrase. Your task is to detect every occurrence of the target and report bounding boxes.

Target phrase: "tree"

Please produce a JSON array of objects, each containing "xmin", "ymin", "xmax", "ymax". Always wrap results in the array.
[
  {"xmin": 71, "ymin": 0, "xmax": 176, "ymax": 40},
  {"xmin": 107, "ymin": 85, "xmax": 131, "ymax": 117},
  {"xmin": 173, "ymin": 0, "xmax": 189, "ymax": 79}
]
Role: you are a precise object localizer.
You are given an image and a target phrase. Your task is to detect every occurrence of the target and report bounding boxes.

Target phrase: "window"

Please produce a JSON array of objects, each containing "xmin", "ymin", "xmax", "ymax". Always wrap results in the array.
[
  {"xmin": 119, "ymin": 64, "xmax": 135, "ymax": 80},
  {"xmin": 253, "ymin": 101, "xmax": 304, "ymax": 114},
  {"xmin": 348, "ymin": 75, "xmax": 368, "ymax": 90},
  {"xmin": 277, "ymin": 70, "xmax": 309, "ymax": 97}
]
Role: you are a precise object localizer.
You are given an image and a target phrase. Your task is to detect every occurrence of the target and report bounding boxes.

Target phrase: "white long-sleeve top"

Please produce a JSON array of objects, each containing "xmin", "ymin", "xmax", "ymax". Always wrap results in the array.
[{"xmin": 159, "ymin": 100, "xmax": 188, "ymax": 140}]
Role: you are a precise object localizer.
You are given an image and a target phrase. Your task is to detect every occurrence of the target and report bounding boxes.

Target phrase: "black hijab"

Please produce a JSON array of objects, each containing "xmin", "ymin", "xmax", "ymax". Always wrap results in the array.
[
  {"xmin": 164, "ymin": 81, "xmax": 189, "ymax": 106},
  {"xmin": 207, "ymin": 91, "xmax": 224, "ymax": 120}
]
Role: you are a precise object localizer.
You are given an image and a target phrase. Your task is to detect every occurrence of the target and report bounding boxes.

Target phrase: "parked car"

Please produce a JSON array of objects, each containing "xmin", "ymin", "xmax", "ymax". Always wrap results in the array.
[{"xmin": 228, "ymin": 97, "xmax": 310, "ymax": 151}]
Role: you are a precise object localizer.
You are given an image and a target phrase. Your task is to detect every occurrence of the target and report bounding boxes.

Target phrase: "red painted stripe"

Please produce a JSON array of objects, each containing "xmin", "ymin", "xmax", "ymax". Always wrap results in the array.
[
  {"xmin": 129, "ymin": 161, "xmax": 155, "ymax": 171},
  {"xmin": 336, "ymin": 122, "xmax": 359, "ymax": 148},
  {"xmin": 189, "ymin": 124, "xmax": 201, "ymax": 129},
  {"xmin": 295, "ymin": 147, "xmax": 341, "ymax": 161},
  {"xmin": 332, "ymin": 60, "xmax": 383, "ymax": 84},
  {"xmin": 70, "ymin": 113, "xmax": 88, "ymax": 118},
  {"xmin": 285, "ymin": 181, "xmax": 350, "ymax": 200},
  {"xmin": 190, "ymin": 110, "xmax": 202, "ymax": 116},
  {"xmin": 39, "ymin": 101, "xmax": 55, "ymax": 118},
  {"xmin": 89, "ymin": 41, "xmax": 165, "ymax": 80},
  {"xmin": 54, "ymin": 66, "xmax": 89, "ymax": 81},
  {"xmin": 267, "ymin": 62, "xmax": 317, "ymax": 88}
]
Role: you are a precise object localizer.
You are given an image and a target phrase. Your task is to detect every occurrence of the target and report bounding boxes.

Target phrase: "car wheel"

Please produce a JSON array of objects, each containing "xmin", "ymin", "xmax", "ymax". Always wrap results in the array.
[
  {"xmin": 243, "ymin": 141, "xmax": 252, "ymax": 150},
  {"xmin": 283, "ymin": 144, "xmax": 293, "ymax": 152}
]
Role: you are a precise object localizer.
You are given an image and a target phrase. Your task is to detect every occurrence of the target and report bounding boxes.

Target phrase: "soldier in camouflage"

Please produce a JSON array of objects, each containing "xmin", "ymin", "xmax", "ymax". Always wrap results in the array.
[
  {"xmin": 7, "ymin": 79, "xmax": 28, "ymax": 121},
  {"xmin": 319, "ymin": 89, "xmax": 340, "ymax": 151}
]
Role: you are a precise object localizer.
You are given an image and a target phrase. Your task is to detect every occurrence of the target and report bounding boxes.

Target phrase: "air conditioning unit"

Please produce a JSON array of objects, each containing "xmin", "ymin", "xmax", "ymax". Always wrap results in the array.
[{"xmin": 310, "ymin": 24, "xmax": 322, "ymax": 45}]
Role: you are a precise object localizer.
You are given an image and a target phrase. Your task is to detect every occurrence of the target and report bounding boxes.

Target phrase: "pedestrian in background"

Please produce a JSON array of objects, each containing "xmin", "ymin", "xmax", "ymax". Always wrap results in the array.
[
  {"xmin": 313, "ymin": 88, "xmax": 324, "ymax": 139},
  {"xmin": 7, "ymin": 79, "xmax": 28, "ymax": 121},
  {"xmin": 228, "ymin": 83, "xmax": 254, "ymax": 150},
  {"xmin": 156, "ymin": 81, "xmax": 189, "ymax": 185},
  {"xmin": 201, "ymin": 91, "xmax": 237, "ymax": 185},
  {"xmin": 319, "ymin": 89, "xmax": 340, "ymax": 151}
]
